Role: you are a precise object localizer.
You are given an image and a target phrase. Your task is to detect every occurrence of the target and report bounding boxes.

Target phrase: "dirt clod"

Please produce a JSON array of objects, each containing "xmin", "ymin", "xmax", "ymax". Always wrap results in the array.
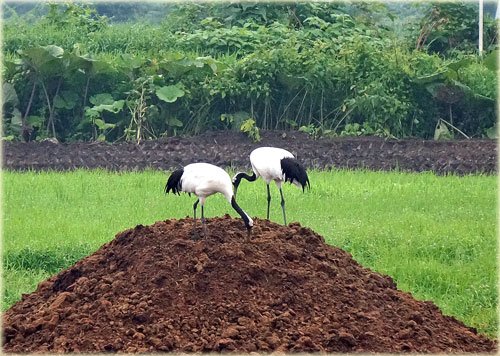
[{"xmin": 2, "ymin": 216, "xmax": 496, "ymax": 353}]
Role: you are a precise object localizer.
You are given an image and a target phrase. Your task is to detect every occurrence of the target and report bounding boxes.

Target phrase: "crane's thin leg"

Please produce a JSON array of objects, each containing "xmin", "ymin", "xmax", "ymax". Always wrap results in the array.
[
  {"xmin": 189, "ymin": 199, "xmax": 201, "ymax": 240},
  {"xmin": 279, "ymin": 187, "xmax": 287, "ymax": 225},
  {"xmin": 266, "ymin": 184, "xmax": 271, "ymax": 220},
  {"xmin": 193, "ymin": 199, "xmax": 199, "ymax": 221},
  {"xmin": 192, "ymin": 198, "xmax": 200, "ymax": 232},
  {"xmin": 201, "ymin": 204, "xmax": 208, "ymax": 236}
]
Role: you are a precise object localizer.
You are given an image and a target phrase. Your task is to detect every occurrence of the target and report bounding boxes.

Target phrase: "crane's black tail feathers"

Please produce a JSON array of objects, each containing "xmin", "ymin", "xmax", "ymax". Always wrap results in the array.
[
  {"xmin": 281, "ymin": 157, "xmax": 310, "ymax": 191},
  {"xmin": 165, "ymin": 168, "xmax": 184, "ymax": 195}
]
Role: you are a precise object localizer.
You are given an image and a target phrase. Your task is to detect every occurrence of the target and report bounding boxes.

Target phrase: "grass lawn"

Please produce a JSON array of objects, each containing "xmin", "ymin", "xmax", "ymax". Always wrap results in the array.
[{"xmin": 2, "ymin": 169, "xmax": 497, "ymax": 338}]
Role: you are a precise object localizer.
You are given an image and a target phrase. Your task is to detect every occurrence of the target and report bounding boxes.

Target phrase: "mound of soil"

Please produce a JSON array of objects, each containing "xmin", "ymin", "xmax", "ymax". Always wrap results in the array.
[
  {"xmin": 3, "ymin": 217, "xmax": 496, "ymax": 353},
  {"xmin": 3, "ymin": 131, "xmax": 497, "ymax": 174}
]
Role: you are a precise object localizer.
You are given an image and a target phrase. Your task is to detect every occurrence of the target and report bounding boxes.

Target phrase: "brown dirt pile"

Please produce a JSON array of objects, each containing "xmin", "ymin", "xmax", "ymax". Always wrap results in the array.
[{"xmin": 3, "ymin": 216, "xmax": 496, "ymax": 353}]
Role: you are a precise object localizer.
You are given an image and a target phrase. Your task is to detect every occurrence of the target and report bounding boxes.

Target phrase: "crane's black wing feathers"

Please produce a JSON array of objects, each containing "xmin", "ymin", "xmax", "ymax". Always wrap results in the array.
[
  {"xmin": 280, "ymin": 157, "xmax": 310, "ymax": 191},
  {"xmin": 165, "ymin": 168, "xmax": 184, "ymax": 195}
]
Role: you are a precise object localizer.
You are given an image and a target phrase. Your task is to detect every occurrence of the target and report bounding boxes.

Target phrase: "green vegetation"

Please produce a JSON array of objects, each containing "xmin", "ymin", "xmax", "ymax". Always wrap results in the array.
[
  {"xmin": 2, "ymin": 2, "xmax": 497, "ymax": 142},
  {"xmin": 3, "ymin": 169, "xmax": 497, "ymax": 337}
]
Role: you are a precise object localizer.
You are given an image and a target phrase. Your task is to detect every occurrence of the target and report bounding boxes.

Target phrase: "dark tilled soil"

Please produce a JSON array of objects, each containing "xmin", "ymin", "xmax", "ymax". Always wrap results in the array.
[
  {"xmin": 3, "ymin": 216, "xmax": 496, "ymax": 353},
  {"xmin": 2, "ymin": 131, "xmax": 497, "ymax": 174}
]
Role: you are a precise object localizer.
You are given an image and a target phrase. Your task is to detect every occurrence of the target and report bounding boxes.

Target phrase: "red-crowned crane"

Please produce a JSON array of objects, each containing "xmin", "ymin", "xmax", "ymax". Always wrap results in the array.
[
  {"xmin": 232, "ymin": 147, "xmax": 310, "ymax": 225},
  {"xmin": 165, "ymin": 162, "xmax": 253, "ymax": 236}
]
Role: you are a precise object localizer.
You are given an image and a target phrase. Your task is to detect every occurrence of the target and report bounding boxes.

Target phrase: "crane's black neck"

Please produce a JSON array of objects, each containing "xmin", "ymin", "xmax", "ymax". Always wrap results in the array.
[
  {"xmin": 232, "ymin": 171, "xmax": 257, "ymax": 190},
  {"xmin": 231, "ymin": 196, "xmax": 252, "ymax": 230}
]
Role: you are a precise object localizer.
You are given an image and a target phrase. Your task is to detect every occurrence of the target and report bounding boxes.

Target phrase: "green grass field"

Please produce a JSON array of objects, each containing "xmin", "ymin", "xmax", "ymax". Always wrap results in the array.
[{"xmin": 2, "ymin": 169, "xmax": 497, "ymax": 338}]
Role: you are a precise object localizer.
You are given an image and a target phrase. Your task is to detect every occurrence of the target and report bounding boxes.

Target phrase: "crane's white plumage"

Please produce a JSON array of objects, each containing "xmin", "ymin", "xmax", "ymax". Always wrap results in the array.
[
  {"xmin": 180, "ymin": 163, "xmax": 234, "ymax": 205},
  {"xmin": 165, "ymin": 163, "xmax": 253, "ymax": 235},
  {"xmin": 233, "ymin": 147, "xmax": 310, "ymax": 225},
  {"xmin": 249, "ymin": 147, "xmax": 295, "ymax": 188}
]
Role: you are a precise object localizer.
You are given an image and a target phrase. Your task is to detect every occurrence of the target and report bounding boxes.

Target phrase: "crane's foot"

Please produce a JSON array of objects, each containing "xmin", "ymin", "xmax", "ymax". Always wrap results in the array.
[
  {"xmin": 189, "ymin": 229, "xmax": 202, "ymax": 240},
  {"xmin": 245, "ymin": 228, "xmax": 252, "ymax": 242},
  {"xmin": 190, "ymin": 222, "xmax": 206, "ymax": 240}
]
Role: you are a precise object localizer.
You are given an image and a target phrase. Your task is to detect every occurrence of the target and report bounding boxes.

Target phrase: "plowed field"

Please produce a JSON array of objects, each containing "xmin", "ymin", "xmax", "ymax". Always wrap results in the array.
[
  {"xmin": 3, "ymin": 131, "xmax": 497, "ymax": 174},
  {"xmin": 3, "ymin": 217, "xmax": 496, "ymax": 353}
]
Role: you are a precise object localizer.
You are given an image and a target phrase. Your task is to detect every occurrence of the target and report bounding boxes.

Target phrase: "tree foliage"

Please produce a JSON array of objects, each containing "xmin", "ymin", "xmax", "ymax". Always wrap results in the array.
[{"xmin": 2, "ymin": 2, "xmax": 497, "ymax": 142}]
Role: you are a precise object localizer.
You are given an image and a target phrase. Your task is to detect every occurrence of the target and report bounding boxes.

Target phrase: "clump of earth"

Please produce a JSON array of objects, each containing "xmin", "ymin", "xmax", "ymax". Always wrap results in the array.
[{"xmin": 3, "ymin": 216, "xmax": 496, "ymax": 353}]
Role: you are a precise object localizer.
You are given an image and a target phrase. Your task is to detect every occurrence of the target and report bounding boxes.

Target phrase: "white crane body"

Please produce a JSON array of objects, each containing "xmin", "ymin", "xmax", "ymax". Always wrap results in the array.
[
  {"xmin": 250, "ymin": 147, "xmax": 296, "ymax": 188},
  {"xmin": 165, "ymin": 162, "xmax": 253, "ymax": 235},
  {"xmin": 180, "ymin": 163, "xmax": 234, "ymax": 204},
  {"xmin": 233, "ymin": 147, "xmax": 310, "ymax": 225}
]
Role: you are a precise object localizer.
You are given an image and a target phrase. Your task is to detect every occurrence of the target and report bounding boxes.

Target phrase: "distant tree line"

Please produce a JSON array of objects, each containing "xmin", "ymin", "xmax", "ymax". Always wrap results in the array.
[{"xmin": 2, "ymin": 2, "xmax": 497, "ymax": 143}]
